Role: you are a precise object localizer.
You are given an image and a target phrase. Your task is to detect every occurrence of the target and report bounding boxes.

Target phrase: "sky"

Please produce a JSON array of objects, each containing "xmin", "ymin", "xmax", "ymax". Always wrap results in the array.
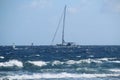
[{"xmin": 0, "ymin": 0, "xmax": 120, "ymax": 45}]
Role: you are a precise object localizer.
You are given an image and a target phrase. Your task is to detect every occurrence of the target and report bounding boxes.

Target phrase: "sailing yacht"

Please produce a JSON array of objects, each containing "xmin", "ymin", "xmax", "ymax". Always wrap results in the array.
[{"xmin": 51, "ymin": 5, "xmax": 77, "ymax": 47}]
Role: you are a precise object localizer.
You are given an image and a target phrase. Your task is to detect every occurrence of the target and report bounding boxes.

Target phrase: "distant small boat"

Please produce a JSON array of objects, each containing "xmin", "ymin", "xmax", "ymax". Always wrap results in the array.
[{"xmin": 51, "ymin": 5, "xmax": 78, "ymax": 47}]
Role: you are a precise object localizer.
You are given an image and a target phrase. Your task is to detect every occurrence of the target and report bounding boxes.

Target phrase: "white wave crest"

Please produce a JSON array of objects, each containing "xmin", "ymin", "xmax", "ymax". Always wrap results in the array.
[
  {"xmin": 89, "ymin": 55, "xmax": 94, "ymax": 58},
  {"xmin": 28, "ymin": 61, "xmax": 47, "ymax": 67},
  {"xmin": 0, "ymin": 56, "xmax": 4, "ymax": 59},
  {"xmin": 76, "ymin": 56, "xmax": 81, "ymax": 58},
  {"xmin": 1, "ymin": 73, "xmax": 120, "ymax": 79},
  {"xmin": 52, "ymin": 60, "xmax": 64, "ymax": 66},
  {"xmin": 66, "ymin": 60, "xmax": 79, "ymax": 64},
  {"xmin": 51, "ymin": 58, "xmax": 118, "ymax": 66},
  {"xmin": 109, "ymin": 69, "xmax": 120, "ymax": 72},
  {"xmin": 66, "ymin": 59, "xmax": 102, "ymax": 65},
  {"xmin": 0, "ymin": 60, "xmax": 23, "ymax": 68},
  {"xmin": 51, "ymin": 59, "xmax": 103, "ymax": 66},
  {"xmin": 35, "ymin": 54, "xmax": 40, "ymax": 57},
  {"xmin": 108, "ymin": 61, "xmax": 120, "ymax": 63},
  {"xmin": 97, "ymin": 58, "xmax": 116, "ymax": 61}
]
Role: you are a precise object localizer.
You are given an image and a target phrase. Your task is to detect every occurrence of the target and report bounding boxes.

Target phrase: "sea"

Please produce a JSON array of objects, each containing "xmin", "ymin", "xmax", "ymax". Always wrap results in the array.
[{"xmin": 0, "ymin": 45, "xmax": 120, "ymax": 80}]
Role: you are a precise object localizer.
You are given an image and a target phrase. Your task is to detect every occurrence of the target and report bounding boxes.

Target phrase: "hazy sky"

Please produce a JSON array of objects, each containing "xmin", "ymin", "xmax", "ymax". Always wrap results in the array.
[{"xmin": 0, "ymin": 0, "xmax": 120, "ymax": 45}]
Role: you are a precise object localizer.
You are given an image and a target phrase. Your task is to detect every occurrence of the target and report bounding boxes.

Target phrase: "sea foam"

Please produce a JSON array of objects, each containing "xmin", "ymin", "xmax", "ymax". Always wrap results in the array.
[
  {"xmin": 108, "ymin": 61, "xmax": 120, "ymax": 63},
  {"xmin": 0, "ymin": 56, "xmax": 4, "ymax": 59},
  {"xmin": 1, "ymin": 73, "xmax": 120, "ymax": 79},
  {"xmin": 109, "ymin": 69, "xmax": 120, "ymax": 73},
  {"xmin": 52, "ymin": 60, "xmax": 64, "ymax": 66},
  {"xmin": 28, "ymin": 61, "xmax": 48, "ymax": 67},
  {"xmin": 0, "ymin": 60, "xmax": 23, "ymax": 68},
  {"xmin": 51, "ymin": 58, "xmax": 119, "ymax": 66},
  {"xmin": 51, "ymin": 59, "xmax": 103, "ymax": 66},
  {"xmin": 97, "ymin": 58, "xmax": 116, "ymax": 61},
  {"xmin": 66, "ymin": 59, "xmax": 102, "ymax": 65}
]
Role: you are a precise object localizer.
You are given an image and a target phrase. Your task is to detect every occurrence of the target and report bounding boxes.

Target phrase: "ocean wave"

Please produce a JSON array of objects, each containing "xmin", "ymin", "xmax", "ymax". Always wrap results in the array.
[
  {"xmin": 1, "ymin": 72, "xmax": 120, "ymax": 79},
  {"xmin": 27, "ymin": 61, "xmax": 48, "ymax": 67},
  {"xmin": 76, "ymin": 56, "xmax": 81, "ymax": 58},
  {"xmin": 51, "ymin": 59, "xmax": 103, "ymax": 66},
  {"xmin": 66, "ymin": 59, "xmax": 102, "ymax": 65},
  {"xmin": 52, "ymin": 60, "xmax": 64, "ymax": 66},
  {"xmin": 76, "ymin": 67, "xmax": 97, "ymax": 72},
  {"xmin": 51, "ymin": 58, "xmax": 119, "ymax": 66},
  {"xmin": 27, "ymin": 58, "xmax": 120, "ymax": 67},
  {"xmin": 109, "ymin": 69, "xmax": 120, "ymax": 73},
  {"xmin": 97, "ymin": 58, "xmax": 116, "ymax": 61},
  {"xmin": 29, "ymin": 54, "xmax": 40, "ymax": 57},
  {"xmin": 27, "ymin": 59, "xmax": 103, "ymax": 67},
  {"xmin": 88, "ymin": 55, "xmax": 94, "ymax": 58},
  {"xmin": 0, "ymin": 56, "xmax": 4, "ymax": 59},
  {"xmin": 35, "ymin": 54, "xmax": 40, "ymax": 57},
  {"xmin": 108, "ymin": 61, "xmax": 120, "ymax": 63},
  {"xmin": 0, "ymin": 60, "xmax": 23, "ymax": 68}
]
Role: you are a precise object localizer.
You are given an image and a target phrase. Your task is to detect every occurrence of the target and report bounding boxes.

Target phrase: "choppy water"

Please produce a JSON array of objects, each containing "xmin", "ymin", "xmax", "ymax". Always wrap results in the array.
[{"xmin": 0, "ymin": 46, "xmax": 120, "ymax": 80}]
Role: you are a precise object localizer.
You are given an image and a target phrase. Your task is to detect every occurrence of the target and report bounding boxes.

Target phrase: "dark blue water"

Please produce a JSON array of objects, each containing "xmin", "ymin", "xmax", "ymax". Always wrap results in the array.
[{"xmin": 0, "ymin": 46, "xmax": 120, "ymax": 80}]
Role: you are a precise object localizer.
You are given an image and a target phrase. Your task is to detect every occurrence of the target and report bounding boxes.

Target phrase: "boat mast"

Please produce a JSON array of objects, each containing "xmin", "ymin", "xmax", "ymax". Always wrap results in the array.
[{"xmin": 62, "ymin": 5, "xmax": 66, "ymax": 45}]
